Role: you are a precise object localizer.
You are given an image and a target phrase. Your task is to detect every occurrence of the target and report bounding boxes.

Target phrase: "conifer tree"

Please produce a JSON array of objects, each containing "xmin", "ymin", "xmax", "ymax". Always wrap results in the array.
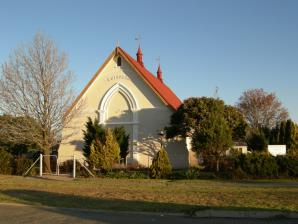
[
  {"xmin": 285, "ymin": 119, "xmax": 296, "ymax": 152},
  {"xmin": 150, "ymin": 148, "xmax": 172, "ymax": 179},
  {"xmin": 279, "ymin": 121, "xmax": 286, "ymax": 144},
  {"xmin": 88, "ymin": 128, "xmax": 120, "ymax": 172},
  {"xmin": 82, "ymin": 117, "xmax": 105, "ymax": 157}
]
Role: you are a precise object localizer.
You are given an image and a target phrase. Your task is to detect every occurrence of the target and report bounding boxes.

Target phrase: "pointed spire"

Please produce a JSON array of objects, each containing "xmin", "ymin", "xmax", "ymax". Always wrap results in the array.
[
  {"xmin": 157, "ymin": 64, "xmax": 163, "ymax": 82},
  {"xmin": 136, "ymin": 45, "xmax": 144, "ymax": 67}
]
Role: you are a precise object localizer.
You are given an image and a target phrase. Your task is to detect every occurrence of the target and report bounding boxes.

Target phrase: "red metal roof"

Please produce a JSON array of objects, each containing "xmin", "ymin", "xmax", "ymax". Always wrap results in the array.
[{"xmin": 118, "ymin": 47, "xmax": 181, "ymax": 110}]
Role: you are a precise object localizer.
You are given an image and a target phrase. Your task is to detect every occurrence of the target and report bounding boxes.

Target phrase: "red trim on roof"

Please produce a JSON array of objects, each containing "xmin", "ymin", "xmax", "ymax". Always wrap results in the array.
[{"xmin": 118, "ymin": 47, "xmax": 181, "ymax": 110}]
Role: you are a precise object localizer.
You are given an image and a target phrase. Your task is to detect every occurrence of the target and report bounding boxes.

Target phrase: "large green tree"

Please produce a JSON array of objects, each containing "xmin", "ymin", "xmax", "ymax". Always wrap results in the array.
[
  {"xmin": 166, "ymin": 97, "xmax": 247, "ymax": 142},
  {"xmin": 191, "ymin": 101, "xmax": 233, "ymax": 172}
]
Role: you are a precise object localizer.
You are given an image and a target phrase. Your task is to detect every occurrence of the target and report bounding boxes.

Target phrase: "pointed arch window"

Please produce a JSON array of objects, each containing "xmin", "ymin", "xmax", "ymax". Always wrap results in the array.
[{"xmin": 117, "ymin": 56, "xmax": 122, "ymax": 66}]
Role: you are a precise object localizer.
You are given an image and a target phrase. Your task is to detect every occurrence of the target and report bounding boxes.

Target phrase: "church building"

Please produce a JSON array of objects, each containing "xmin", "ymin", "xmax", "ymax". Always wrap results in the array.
[{"xmin": 58, "ymin": 46, "xmax": 197, "ymax": 168}]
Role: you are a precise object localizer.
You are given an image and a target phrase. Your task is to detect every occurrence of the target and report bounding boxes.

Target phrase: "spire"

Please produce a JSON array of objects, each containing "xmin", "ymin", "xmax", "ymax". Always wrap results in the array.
[
  {"xmin": 136, "ymin": 45, "xmax": 144, "ymax": 67},
  {"xmin": 157, "ymin": 64, "xmax": 163, "ymax": 82}
]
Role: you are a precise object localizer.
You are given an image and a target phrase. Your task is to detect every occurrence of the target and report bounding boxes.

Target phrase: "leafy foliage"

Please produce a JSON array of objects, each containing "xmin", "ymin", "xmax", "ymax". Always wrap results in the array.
[
  {"xmin": 150, "ymin": 148, "xmax": 172, "ymax": 179},
  {"xmin": 113, "ymin": 126, "xmax": 129, "ymax": 160},
  {"xmin": 82, "ymin": 117, "xmax": 105, "ymax": 157},
  {"xmin": 13, "ymin": 156, "xmax": 33, "ymax": 176},
  {"xmin": 166, "ymin": 97, "xmax": 246, "ymax": 141},
  {"xmin": 191, "ymin": 99, "xmax": 233, "ymax": 171},
  {"xmin": 237, "ymin": 88, "xmax": 288, "ymax": 130},
  {"xmin": 89, "ymin": 128, "xmax": 120, "ymax": 172},
  {"xmin": 0, "ymin": 115, "xmax": 42, "ymax": 156},
  {"xmin": 276, "ymin": 155, "xmax": 298, "ymax": 177},
  {"xmin": 246, "ymin": 131, "xmax": 268, "ymax": 152},
  {"xmin": 0, "ymin": 149, "xmax": 13, "ymax": 174},
  {"xmin": 285, "ymin": 120, "xmax": 296, "ymax": 151}
]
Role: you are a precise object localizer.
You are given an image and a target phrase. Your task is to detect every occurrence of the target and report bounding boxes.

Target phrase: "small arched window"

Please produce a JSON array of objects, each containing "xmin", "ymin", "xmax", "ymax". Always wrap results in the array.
[{"xmin": 117, "ymin": 57, "xmax": 122, "ymax": 66}]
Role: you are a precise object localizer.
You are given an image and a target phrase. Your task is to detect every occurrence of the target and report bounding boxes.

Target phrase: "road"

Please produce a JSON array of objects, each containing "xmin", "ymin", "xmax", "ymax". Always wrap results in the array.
[{"xmin": 0, "ymin": 203, "xmax": 297, "ymax": 224}]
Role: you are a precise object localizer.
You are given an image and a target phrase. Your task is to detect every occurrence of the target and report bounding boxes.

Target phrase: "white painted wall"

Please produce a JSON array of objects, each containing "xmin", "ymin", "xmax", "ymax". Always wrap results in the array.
[{"xmin": 268, "ymin": 145, "xmax": 286, "ymax": 156}]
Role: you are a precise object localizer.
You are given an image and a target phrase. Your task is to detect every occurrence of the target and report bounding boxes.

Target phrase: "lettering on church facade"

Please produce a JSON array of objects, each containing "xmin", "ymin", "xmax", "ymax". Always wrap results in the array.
[{"xmin": 105, "ymin": 74, "xmax": 130, "ymax": 82}]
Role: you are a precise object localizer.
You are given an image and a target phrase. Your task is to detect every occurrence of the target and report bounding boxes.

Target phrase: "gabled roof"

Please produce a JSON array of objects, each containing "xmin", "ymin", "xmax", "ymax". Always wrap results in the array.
[
  {"xmin": 117, "ymin": 47, "xmax": 181, "ymax": 110},
  {"xmin": 67, "ymin": 47, "xmax": 182, "ymax": 115}
]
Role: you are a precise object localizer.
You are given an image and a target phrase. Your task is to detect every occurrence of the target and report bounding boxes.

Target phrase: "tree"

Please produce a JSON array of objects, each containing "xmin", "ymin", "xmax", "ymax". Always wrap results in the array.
[
  {"xmin": 150, "ymin": 148, "xmax": 172, "ymax": 179},
  {"xmin": 191, "ymin": 103, "xmax": 233, "ymax": 172},
  {"xmin": 113, "ymin": 126, "xmax": 129, "ymax": 162},
  {"xmin": 279, "ymin": 121, "xmax": 286, "ymax": 144},
  {"xmin": 224, "ymin": 105, "xmax": 247, "ymax": 142},
  {"xmin": 82, "ymin": 117, "xmax": 105, "ymax": 157},
  {"xmin": 246, "ymin": 131, "xmax": 268, "ymax": 152},
  {"xmin": 237, "ymin": 88, "xmax": 288, "ymax": 130},
  {"xmin": 269, "ymin": 123, "xmax": 280, "ymax": 144},
  {"xmin": 88, "ymin": 128, "xmax": 120, "ymax": 172},
  {"xmin": 166, "ymin": 97, "xmax": 247, "ymax": 141},
  {"xmin": 0, "ymin": 115, "xmax": 42, "ymax": 156},
  {"xmin": 0, "ymin": 32, "xmax": 79, "ymax": 172},
  {"xmin": 285, "ymin": 119, "xmax": 296, "ymax": 152}
]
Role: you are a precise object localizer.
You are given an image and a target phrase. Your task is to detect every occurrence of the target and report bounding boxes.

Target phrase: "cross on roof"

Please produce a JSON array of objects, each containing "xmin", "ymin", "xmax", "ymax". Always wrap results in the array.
[{"xmin": 135, "ymin": 34, "xmax": 142, "ymax": 46}]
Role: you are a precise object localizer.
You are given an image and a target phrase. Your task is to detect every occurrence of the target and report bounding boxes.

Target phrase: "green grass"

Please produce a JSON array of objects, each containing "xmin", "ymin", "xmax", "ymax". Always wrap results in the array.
[{"xmin": 0, "ymin": 175, "xmax": 297, "ymax": 213}]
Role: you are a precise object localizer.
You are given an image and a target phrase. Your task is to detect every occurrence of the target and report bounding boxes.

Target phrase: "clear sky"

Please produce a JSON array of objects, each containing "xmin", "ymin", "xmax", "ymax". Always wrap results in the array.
[{"xmin": 0, "ymin": 0, "xmax": 297, "ymax": 121}]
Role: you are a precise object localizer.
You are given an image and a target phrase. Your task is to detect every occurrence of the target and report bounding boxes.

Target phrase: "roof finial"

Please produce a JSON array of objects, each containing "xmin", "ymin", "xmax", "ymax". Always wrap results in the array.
[
  {"xmin": 157, "ymin": 58, "xmax": 163, "ymax": 82},
  {"xmin": 135, "ymin": 35, "xmax": 144, "ymax": 67}
]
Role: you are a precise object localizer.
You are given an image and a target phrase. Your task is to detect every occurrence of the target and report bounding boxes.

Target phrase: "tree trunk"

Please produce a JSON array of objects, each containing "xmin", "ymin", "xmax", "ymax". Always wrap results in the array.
[
  {"xmin": 216, "ymin": 159, "xmax": 220, "ymax": 172},
  {"xmin": 43, "ymin": 148, "xmax": 52, "ymax": 174}
]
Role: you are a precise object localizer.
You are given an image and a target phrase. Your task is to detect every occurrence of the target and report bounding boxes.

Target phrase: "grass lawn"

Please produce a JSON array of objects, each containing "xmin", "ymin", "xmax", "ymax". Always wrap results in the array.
[{"xmin": 0, "ymin": 175, "xmax": 297, "ymax": 213}]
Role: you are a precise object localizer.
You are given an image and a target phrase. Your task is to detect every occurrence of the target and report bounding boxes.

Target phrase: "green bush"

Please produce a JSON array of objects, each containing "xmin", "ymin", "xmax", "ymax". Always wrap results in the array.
[
  {"xmin": 169, "ymin": 170, "xmax": 187, "ymax": 180},
  {"xmin": 150, "ymin": 148, "xmax": 172, "ymax": 179},
  {"xmin": 14, "ymin": 156, "xmax": 33, "ymax": 176},
  {"xmin": 89, "ymin": 128, "xmax": 120, "ymax": 173},
  {"xmin": 276, "ymin": 155, "xmax": 298, "ymax": 177},
  {"xmin": 103, "ymin": 170, "xmax": 149, "ymax": 179},
  {"xmin": 185, "ymin": 166, "xmax": 203, "ymax": 179},
  {"xmin": 0, "ymin": 149, "xmax": 13, "ymax": 174},
  {"xmin": 240, "ymin": 152, "xmax": 278, "ymax": 178}
]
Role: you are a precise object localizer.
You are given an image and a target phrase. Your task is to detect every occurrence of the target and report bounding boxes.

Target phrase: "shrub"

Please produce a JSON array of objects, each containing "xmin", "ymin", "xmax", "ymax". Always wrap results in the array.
[
  {"xmin": 103, "ymin": 170, "xmax": 149, "ymax": 179},
  {"xmin": 0, "ymin": 149, "xmax": 13, "ymax": 174},
  {"xmin": 113, "ymin": 126, "xmax": 129, "ymax": 161},
  {"xmin": 14, "ymin": 156, "xmax": 33, "ymax": 176},
  {"xmin": 276, "ymin": 155, "xmax": 298, "ymax": 177},
  {"xmin": 89, "ymin": 128, "xmax": 120, "ymax": 173},
  {"xmin": 247, "ymin": 132, "xmax": 268, "ymax": 152},
  {"xmin": 150, "ymin": 148, "xmax": 172, "ymax": 179},
  {"xmin": 185, "ymin": 166, "xmax": 203, "ymax": 179}
]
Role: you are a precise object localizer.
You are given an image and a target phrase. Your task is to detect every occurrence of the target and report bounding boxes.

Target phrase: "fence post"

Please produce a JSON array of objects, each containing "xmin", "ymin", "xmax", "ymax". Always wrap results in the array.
[
  {"xmin": 73, "ymin": 155, "xmax": 76, "ymax": 179},
  {"xmin": 39, "ymin": 154, "xmax": 43, "ymax": 177}
]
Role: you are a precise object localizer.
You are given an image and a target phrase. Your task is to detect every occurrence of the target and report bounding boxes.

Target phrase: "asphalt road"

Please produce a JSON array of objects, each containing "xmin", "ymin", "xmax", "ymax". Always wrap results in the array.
[{"xmin": 0, "ymin": 204, "xmax": 297, "ymax": 224}]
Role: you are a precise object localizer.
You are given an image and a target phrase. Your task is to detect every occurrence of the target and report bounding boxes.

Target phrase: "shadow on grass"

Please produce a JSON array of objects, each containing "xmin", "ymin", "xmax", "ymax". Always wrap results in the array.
[{"xmin": 1, "ymin": 189, "xmax": 205, "ymax": 215}]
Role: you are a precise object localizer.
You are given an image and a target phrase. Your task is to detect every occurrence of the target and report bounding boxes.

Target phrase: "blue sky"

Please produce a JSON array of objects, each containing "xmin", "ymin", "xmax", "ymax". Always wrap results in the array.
[{"xmin": 0, "ymin": 0, "xmax": 297, "ymax": 121}]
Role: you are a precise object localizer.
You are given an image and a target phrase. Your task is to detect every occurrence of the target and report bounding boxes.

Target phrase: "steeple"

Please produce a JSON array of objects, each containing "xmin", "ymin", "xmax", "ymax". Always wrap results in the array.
[
  {"xmin": 157, "ymin": 64, "xmax": 163, "ymax": 82},
  {"xmin": 136, "ymin": 45, "xmax": 144, "ymax": 67}
]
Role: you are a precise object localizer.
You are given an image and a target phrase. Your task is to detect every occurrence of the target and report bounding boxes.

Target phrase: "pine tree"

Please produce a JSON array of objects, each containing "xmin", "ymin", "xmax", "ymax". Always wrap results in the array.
[
  {"xmin": 285, "ymin": 119, "xmax": 296, "ymax": 152},
  {"xmin": 82, "ymin": 117, "xmax": 105, "ymax": 157},
  {"xmin": 88, "ymin": 128, "xmax": 120, "ymax": 172},
  {"xmin": 113, "ymin": 126, "xmax": 129, "ymax": 161},
  {"xmin": 150, "ymin": 148, "xmax": 172, "ymax": 179},
  {"xmin": 279, "ymin": 121, "xmax": 286, "ymax": 144}
]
